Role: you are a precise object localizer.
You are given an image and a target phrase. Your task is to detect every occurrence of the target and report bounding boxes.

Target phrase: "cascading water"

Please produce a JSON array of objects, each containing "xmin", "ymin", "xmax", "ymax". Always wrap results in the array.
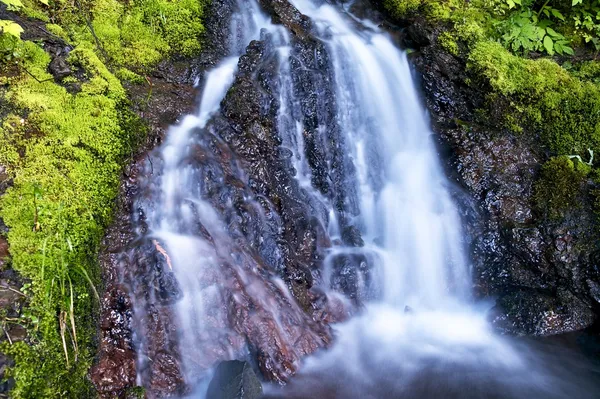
[{"xmin": 121, "ymin": 0, "xmax": 600, "ymax": 397}]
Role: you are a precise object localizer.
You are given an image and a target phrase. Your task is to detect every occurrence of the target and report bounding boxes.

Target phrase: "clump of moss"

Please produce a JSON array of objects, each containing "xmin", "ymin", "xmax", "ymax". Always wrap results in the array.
[
  {"xmin": 126, "ymin": 386, "xmax": 146, "ymax": 399},
  {"xmin": 56, "ymin": 0, "xmax": 206, "ymax": 72},
  {"xmin": 534, "ymin": 157, "xmax": 589, "ymax": 220},
  {"xmin": 438, "ymin": 31, "xmax": 459, "ymax": 56},
  {"xmin": 382, "ymin": 0, "xmax": 422, "ymax": 19},
  {"xmin": 573, "ymin": 60, "xmax": 600, "ymax": 83},
  {"xmin": 0, "ymin": 26, "xmax": 146, "ymax": 398},
  {"xmin": 468, "ymin": 41, "xmax": 600, "ymax": 157}
]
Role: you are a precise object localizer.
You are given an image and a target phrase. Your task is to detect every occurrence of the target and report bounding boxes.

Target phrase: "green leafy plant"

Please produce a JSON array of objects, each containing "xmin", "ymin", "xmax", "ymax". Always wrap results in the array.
[
  {"xmin": 0, "ymin": 20, "xmax": 23, "ymax": 65},
  {"xmin": 497, "ymin": 5, "xmax": 574, "ymax": 55},
  {"xmin": 571, "ymin": 0, "xmax": 600, "ymax": 50}
]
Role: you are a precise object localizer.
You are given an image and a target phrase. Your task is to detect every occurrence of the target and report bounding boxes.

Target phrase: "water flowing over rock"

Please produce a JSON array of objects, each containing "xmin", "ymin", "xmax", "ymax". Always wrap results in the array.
[
  {"xmin": 92, "ymin": 0, "xmax": 600, "ymax": 397},
  {"xmin": 406, "ymin": 17, "xmax": 600, "ymax": 337}
]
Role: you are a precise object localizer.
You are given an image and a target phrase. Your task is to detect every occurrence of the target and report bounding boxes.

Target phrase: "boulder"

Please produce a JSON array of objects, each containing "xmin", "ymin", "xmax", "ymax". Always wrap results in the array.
[{"xmin": 206, "ymin": 360, "xmax": 262, "ymax": 399}]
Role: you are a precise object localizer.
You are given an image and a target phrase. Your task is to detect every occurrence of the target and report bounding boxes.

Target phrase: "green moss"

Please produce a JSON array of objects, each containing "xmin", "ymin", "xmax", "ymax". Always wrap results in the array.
[
  {"xmin": 20, "ymin": 3, "xmax": 50, "ymax": 22},
  {"xmin": 45, "ymin": 23, "xmax": 69, "ymax": 42},
  {"xmin": 115, "ymin": 67, "xmax": 145, "ymax": 84},
  {"xmin": 126, "ymin": 386, "xmax": 146, "ymax": 399},
  {"xmin": 0, "ymin": 30, "xmax": 146, "ymax": 398},
  {"xmin": 469, "ymin": 41, "xmax": 600, "ymax": 157},
  {"xmin": 57, "ymin": 0, "xmax": 206, "ymax": 71},
  {"xmin": 574, "ymin": 60, "xmax": 600, "ymax": 83},
  {"xmin": 382, "ymin": 0, "xmax": 422, "ymax": 19},
  {"xmin": 138, "ymin": 0, "xmax": 206, "ymax": 56},
  {"xmin": 534, "ymin": 157, "xmax": 589, "ymax": 220},
  {"xmin": 1, "ymin": 340, "xmax": 95, "ymax": 398},
  {"xmin": 438, "ymin": 31, "xmax": 459, "ymax": 56}
]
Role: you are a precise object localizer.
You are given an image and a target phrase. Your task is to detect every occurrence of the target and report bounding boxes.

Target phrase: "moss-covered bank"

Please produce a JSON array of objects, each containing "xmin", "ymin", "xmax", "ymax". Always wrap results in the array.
[{"xmin": 0, "ymin": 0, "xmax": 206, "ymax": 396}]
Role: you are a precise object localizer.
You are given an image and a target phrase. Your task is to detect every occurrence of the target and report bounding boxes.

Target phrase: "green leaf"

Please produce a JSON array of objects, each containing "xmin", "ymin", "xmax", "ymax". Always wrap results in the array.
[
  {"xmin": 38, "ymin": 0, "xmax": 48, "ymax": 4},
  {"xmin": 562, "ymin": 45, "xmax": 575, "ymax": 55},
  {"xmin": 0, "ymin": 20, "xmax": 24, "ymax": 38},
  {"xmin": 554, "ymin": 42, "xmax": 564, "ymax": 55},
  {"xmin": 543, "ymin": 35, "xmax": 554, "ymax": 55},
  {"xmin": 0, "ymin": 0, "xmax": 23, "ymax": 10},
  {"xmin": 572, "ymin": 0, "xmax": 583, "ymax": 5},
  {"xmin": 546, "ymin": 27, "xmax": 561, "ymax": 38},
  {"xmin": 551, "ymin": 9, "xmax": 565, "ymax": 21}
]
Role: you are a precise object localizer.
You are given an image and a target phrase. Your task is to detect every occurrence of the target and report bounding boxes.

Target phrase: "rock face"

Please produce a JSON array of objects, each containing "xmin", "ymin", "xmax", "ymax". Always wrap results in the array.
[
  {"xmin": 404, "ymin": 15, "xmax": 600, "ymax": 336},
  {"xmin": 206, "ymin": 360, "xmax": 263, "ymax": 399}
]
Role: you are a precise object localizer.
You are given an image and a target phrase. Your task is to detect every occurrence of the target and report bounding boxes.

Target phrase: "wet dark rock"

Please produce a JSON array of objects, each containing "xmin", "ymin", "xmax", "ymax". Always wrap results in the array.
[
  {"xmin": 90, "ymin": 286, "xmax": 136, "ymax": 395},
  {"xmin": 342, "ymin": 225, "xmax": 364, "ymax": 247},
  {"xmin": 258, "ymin": 0, "xmax": 312, "ymax": 38},
  {"xmin": 0, "ymin": 165, "xmax": 11, "ymax": 197},
  {"xmin": 406, "ymin": 18, "xmax": 434, "ymax": 48},
  {"xmin": 193, "ymin": 0, "xmax": 239, "ymax": 72},
  {"xmin": 491, "ymin": 289, "xmax": 596, "ymax": 336},
  {"xmin": 0, "ymin": 237, "xmax": 8, "ymax": 270},
  {"xmin": 47, "ymin": 44, "xmax": 72, "ymax": 81},
  {"xmin": 0, "ymin": 255, "xmax": 25, "ymax": 396},
  {"xmin": 206, "ymin": 360, "xmax": 263, "ymax": 399},
  {"xmin": 91, "ymin": 347, "xmax": 137, "ymax": 395}
]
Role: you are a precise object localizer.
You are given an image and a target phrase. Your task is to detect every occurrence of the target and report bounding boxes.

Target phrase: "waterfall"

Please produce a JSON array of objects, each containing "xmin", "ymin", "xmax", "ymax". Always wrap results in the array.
[
  {"xmin": 122, "ymin": 0, "xmax": 599, "ymax": 397},
  {"xmin": 287, "ymin": 0, "xmax": 470, "ymax": 308}
]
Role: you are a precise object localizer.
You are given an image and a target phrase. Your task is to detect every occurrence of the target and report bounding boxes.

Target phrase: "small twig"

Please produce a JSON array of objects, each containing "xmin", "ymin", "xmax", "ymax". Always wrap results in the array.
[
  {"xmin": 22, "ymin": 66, "xmax": 54, "ymax": 84},
  {"xmin": 536, "ymin": 0, "xmax": 551, "ymax": 18},
  {"xmin": 145, "ymin": 75, "xmax": 153, "ymax": 105},
  {"xmin": 32, "ymin": 186, "xmax": 40, "ymax": 232},
  {"xmin": 59, "ymin": 310, "xmax": 69, "ymax": 367},
  {"xmin": 0, "ymin": 285, "xmax": 27, "ymax": 297},
  {"xmin": 74, "ymin": 0, "xmax": 111, "ymax": 66},
  {"xmin": 153, "ymin": 240, "xmax": 173, "ymax": 270}
]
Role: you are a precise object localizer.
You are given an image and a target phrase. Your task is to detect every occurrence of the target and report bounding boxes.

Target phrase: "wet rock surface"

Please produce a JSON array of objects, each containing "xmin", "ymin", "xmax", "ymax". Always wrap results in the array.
[
  {"xmin": 404, "ymin": 16, "xmax": 600, "ymax": 336},
  {"xmin": 206, "ymin": 360, "xmax": 263, "ymax": 399}
]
